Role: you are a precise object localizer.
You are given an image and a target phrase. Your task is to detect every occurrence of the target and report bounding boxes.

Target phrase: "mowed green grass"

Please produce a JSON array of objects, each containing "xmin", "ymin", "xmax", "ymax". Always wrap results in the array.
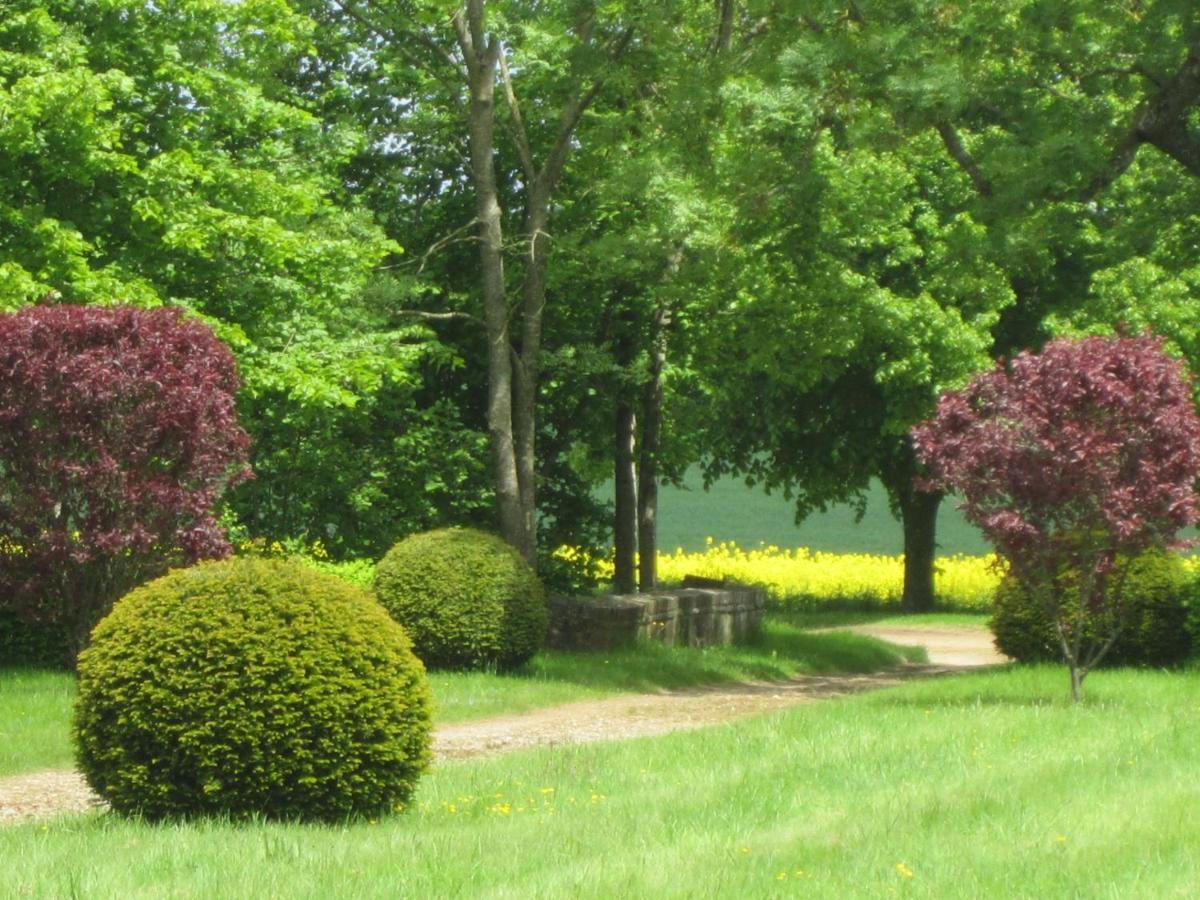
[
  {"xmin": 0, "ymin": 670, "xmax": 76, "ymax": 776},
  {"xmin": 3, "ymin": 665, "xmax": 1198, "ymax": 898},
  {"xmin": 0, "ymin": 620, "xmax": 922, "ymax": 778}
]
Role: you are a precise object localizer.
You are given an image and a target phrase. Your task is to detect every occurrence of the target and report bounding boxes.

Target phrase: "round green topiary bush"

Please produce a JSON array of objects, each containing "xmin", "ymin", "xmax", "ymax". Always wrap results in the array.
[
  {"xmin": 73, "ymin": 557, "xmax": 432, "ymax": 822},
  {"xmin": 373, "ymin": 527, "xmax": 547, "ymax": 670},
  {"xmin": 990, "ymin": 549, "xmax": 1194, "ymax": 667}
]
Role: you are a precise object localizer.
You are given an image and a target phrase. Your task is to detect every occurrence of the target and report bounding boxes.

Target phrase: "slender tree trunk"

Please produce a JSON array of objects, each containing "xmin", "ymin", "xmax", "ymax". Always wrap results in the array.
[
  {"xmin": 511, "ymin": 179, "xmax": 556, "ymax": 565},
  {"xmin": 614, "ymin": 403, "xmax": 638, "ymax": 593},
  {"xmin": 713, "ymin": 0, "xmax": 735, "ymax": 53},
  {"xmin": 455, "ymin": 7, "xmax": 529, "ymax": 560},
  {"xmin": 898, "ymin": 487, "xmax": 943, "ymax": 613},
  {"xmin": 613, "ymin": 303, "xmax": 638, "ymax": 592},
  {"xmin": 637, "ymin": 303, "xmax": 669, "ymax": 592},
  {"xmin": 455, "ymin": 1, "xmax": 630, "ymax": 564}
]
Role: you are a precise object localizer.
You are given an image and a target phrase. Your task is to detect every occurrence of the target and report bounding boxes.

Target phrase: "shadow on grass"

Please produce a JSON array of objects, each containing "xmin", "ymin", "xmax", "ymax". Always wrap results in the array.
[{"xmin": 503, "ymin": 619, "xmax": 927, "ymax": 694}]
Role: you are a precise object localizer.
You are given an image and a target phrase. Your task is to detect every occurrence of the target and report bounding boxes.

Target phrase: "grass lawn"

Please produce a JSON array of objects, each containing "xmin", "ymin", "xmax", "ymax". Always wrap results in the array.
[
  {"xmin": 3, "ymin": 664, "xmax": 1197, "ymax": 898},
  {"xmin": 0, "ymin": 619, "xmax": 923, "ymax": 778}
]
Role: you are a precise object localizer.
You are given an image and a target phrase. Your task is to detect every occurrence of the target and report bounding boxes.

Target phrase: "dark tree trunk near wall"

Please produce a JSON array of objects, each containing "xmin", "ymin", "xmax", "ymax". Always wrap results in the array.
[
  {"xmin": 637, "ymin": 303, "xmax": 669, "ymax": 592},
  {"xmin": 614, "ymin": 403, "xmax": 638, "ymax": 593},
  {"xmin": 898, "ymin": 487, "xmax": 943, "ymax": 613},
  {"xmin": 613, "ymin": 304, "xmax": 639, "ymax": 594}
]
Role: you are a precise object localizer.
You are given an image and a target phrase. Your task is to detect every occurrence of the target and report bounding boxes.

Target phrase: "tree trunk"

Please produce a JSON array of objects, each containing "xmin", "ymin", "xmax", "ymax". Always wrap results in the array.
[
  {"xmin": 898, "ymin": 487, "xmax": 943, "ymax": 613},
  {"xmin": 613, "ymin": 302, "xmax": 638, "ymax": 593},
  {"xmin": 637, "ymin": 303, "xmax": 669, "ymax": 592},
  {"xmin": 455, "ymin": 1, "xmax": 626, "ymax": 565},
  {"xmin": 511, "ymin": 177, "xmax": 556, "ymax": 565},
  {"xmin": 614, "ymin": 403, "xmax": 638, "ymax": 593},
  {"xmin": 455, "ymin": 11, "xmax": 529, "ymax": 559}
]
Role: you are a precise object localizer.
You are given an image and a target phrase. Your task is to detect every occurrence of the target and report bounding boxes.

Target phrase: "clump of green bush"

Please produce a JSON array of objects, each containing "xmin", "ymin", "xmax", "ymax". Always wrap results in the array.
[
  {"xmin": 991, "ymin": 549, "xmax": 1194, "ymax": 667},
  {"xmin": 0, "ymin": 612, "xmax": 70, "ymax": 668},
  {"xmin": 373, "ymin": 527, "xmax": 547, "ymax": 670},
  {"xmin": 73, "ymin": 557, "xmax": 431, "ymax": 822}
]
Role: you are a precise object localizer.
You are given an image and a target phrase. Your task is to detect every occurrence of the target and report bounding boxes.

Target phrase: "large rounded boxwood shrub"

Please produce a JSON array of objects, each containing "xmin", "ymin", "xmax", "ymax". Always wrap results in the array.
[
  {"xmin": 991, "ymin": 549, "xmax": 1194, "ymax": 667},
  {"xmin": 373, "ymin": 528, "xmax": 547, "ymax": 670},
  {"xmin": 73, "ymin": 558, "xmax": 432, "ymax": 822}
]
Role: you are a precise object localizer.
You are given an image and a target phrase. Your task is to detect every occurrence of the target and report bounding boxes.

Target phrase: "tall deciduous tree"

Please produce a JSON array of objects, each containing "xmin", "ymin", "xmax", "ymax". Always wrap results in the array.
[
  {"xmin": 311, "ymin": 0, "xmax": 698, "ymax": 564},
  {"xmin": 691, "ymin": 0, "xmax": 1200, "ymax": 610},
  {"xmin": 913, "ymin": 334, "xmax": 1200, "ymax": 699}
]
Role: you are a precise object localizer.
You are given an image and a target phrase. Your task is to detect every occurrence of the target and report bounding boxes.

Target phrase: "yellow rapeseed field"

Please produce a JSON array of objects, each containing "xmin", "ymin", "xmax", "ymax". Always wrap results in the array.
[{"xmin": 558, "ymin": 540, "xmax": 1002, "ymax": 611}]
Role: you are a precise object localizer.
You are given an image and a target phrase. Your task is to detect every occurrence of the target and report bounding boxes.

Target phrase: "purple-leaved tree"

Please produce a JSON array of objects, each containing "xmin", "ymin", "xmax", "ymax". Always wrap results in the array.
[
  {"xmin": 0, "ymin": 304, "xmax": 252, "ymax": 660},
  {"xmin": 912, "ymin": 334, "xmax": 1200, "ymax": 699}
]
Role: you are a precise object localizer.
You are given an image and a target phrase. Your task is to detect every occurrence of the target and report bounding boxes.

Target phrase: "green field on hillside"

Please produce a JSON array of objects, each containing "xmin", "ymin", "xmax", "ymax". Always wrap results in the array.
[{"xmin": 603, "ymin": 472, "xmax": 990, "ymax": 556}]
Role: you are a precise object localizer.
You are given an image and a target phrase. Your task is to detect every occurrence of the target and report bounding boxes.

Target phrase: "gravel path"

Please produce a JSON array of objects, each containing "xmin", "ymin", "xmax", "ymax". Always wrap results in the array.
[{"xmin": 0, "ymin": 625, "xmax": 1003, "ymax": 825}]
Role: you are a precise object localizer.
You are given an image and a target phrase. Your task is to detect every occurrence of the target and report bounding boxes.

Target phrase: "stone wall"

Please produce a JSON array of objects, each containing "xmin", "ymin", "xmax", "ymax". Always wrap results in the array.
[{"xmin": 547, "ymin": 581, "xmax": 765, "ymax": 651}]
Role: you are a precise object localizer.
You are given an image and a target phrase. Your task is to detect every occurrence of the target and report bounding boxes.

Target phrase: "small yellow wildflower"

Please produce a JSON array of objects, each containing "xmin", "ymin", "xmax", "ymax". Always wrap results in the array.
[{"xmin": 895, "ymin": 863, "xmax": 914, "ymax": 879}]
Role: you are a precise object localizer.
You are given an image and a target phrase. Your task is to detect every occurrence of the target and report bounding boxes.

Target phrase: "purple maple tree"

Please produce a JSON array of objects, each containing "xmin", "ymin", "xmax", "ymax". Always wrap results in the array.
[
  {"xmin": 912, "ymin": 334, "xmax": 1200, "ymax": 699},
  {"xmin": 0, "ymin": 304, "xmax": 252, "ymax": 659}
]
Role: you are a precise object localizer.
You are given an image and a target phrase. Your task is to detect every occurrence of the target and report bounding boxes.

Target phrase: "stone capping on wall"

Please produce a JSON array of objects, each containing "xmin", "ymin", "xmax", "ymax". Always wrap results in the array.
[{"xmin": 546, "ymin": 579, "xmax": 765, "ymax": 652}]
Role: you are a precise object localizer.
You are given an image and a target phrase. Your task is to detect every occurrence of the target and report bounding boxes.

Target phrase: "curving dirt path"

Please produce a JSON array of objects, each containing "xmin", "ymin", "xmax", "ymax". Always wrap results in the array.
[{"xmin": 0, "ymin": 626, "xmax": 1002, "ymax": 825}]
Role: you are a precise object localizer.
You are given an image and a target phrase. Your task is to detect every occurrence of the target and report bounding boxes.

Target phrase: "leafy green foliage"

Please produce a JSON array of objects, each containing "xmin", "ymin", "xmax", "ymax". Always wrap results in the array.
[
  {"xmin": 0, "ymin": 613, "xmax": 68, "ymax": 669},
  {"xmin": 73, "ymin": 558, "xmax": 432, "ymax": 822},
  {"xmin": 0, "ymin": 2, "xmax": 495, "ymax": 556},
  {"xmin": 991, "ymin": 550, "xmax": 1194, "ymax": 667},
  {"xmin": 374, "ymin": 528, "xmax": 547, "ymax": 671}
]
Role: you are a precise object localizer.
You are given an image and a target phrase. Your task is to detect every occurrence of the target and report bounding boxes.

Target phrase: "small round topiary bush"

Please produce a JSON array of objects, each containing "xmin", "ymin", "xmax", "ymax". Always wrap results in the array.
[
  {"xmin": 991, "ymin": 549, "xmax": 1194, "ymax": 667},
  {"xmin": 373, "ymin": 527, "xmax": 547, "ymax": 670},
  {"xmin": 73, "ymin": 557, "xmax": 432, "ymax": 822}
]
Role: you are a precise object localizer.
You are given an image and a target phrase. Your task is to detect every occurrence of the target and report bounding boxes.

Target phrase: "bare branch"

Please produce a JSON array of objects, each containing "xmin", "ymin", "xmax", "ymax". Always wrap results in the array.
[
  {"xmin": 935, "ymin": 122, "xmax": 994, "ymax": 197},
  {"xmin": 498, "ymin": 48, "xmax": 537, "ymax": 182},
  {"xmin": 467, "ymin": 0, "xmax": 487, "ymax": 60},
  {"xmin": 402, "ymin": 218, "xmax": 482, "ymax": 275},
  {"xmin": 452, "ymin": 7, "xmax": 474, "ymax": 60},
  {"xmin": 395, "ymin": 309, "xmax": 486, "ymax": 329},
  {"xmin": 713, "ymin": 0, "xmax": 735, "ymax": 54},
  {"xmin": 542, "ymin": 27, "xmax": 636, "ymax": 186},
  {"xmin": 337, "ymin": 0, "xmax": 467, "ymax": 98},
  {"xmin": 1083, "ymin": 39, "xmax": 1200, "ymax": 199},
  {"xmin": 357, "ymin": 0, "xmax": 466, "ymax": 77}
]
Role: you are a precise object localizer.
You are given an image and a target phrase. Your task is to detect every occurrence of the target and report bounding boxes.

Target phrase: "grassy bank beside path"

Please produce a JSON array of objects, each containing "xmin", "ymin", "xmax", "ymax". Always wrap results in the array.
[
  {"xmin": 3, "ymin": 665, "xmax": 1196, "ymax": 898},
  {"xmin": 0, "ymin": 619, "xmax": 923, "ymax": 778}
]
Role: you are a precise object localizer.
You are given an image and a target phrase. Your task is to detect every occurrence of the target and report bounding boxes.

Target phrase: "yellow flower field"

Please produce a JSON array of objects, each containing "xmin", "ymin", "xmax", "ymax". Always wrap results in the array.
[{"xmin": 559, "ymin": 540, "xmax": 1002, "ymax": 611}]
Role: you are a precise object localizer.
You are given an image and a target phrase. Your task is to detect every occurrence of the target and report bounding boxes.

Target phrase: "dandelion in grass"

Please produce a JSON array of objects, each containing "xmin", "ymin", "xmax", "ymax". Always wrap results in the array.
[{"xmin": 895, "ymin": 863, "xmax": 914, "ymax": 879}]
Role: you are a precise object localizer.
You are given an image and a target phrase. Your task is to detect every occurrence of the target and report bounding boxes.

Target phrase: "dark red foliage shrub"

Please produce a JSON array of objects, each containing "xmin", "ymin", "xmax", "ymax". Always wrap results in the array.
[
  {"xmin": 912, "ymin": 334, "xmax": 1200, "ymax": 698},
  {"xmin": 0, "ymin": 303, "xmax": 251, "ymax": 658}
]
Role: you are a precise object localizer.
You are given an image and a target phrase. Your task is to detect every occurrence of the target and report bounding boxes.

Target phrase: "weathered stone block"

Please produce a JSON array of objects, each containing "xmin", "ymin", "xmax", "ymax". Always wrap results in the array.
[{"xmin": 547, "ymin": 583, "xmax": 765, "ymax": 652}]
